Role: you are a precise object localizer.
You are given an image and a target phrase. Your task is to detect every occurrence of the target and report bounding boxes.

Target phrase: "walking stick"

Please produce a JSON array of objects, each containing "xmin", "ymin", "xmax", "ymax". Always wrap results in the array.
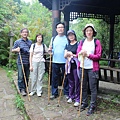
[
  {"xmin": 57, "ymin": 72, "xmax": 66, "ymax": 107},
  {"xmin": 78, "ymin": 56, "xmax": 84, "ymax": 116},
  {"xmin": 48, "ymin": 53, "xmax": 52, "ymax": 105},
  {"xmin": 19, "ymin": 52, "xmax": 30, "ymax": 101}
]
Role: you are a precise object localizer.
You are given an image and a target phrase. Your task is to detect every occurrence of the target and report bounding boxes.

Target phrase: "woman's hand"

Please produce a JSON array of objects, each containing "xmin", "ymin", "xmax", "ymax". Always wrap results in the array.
[
  {"xmin": 30, "ymin": 66, "xmax": 33, "ymax": 72},
  {"xmin": 67, "ymin": 51, "xmax": 73, "ymax": 57},
  {"xmin": 79, "ymin": 50, "xmax": 88, "ymax": 57}
]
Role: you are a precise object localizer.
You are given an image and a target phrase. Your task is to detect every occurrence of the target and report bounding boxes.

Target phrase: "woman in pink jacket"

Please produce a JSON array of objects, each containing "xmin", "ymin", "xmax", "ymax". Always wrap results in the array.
[{"xmin": 77, "ymin": 24, "xmax": 102, "ymax": 116}]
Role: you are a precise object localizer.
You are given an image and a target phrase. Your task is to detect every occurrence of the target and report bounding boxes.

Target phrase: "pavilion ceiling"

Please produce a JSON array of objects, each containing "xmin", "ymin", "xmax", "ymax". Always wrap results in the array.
[{"xmin": 38, "ymin": 0, "xmax": 120, "ymax": 23}]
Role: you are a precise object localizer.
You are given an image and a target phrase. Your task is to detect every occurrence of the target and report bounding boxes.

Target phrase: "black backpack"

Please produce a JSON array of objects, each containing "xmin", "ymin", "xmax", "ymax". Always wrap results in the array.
[
  {"xmin": 81, "ymin": 38, "xmax": 97, "ymax": 47},
  {"xmin": 33, "ymin": 43, "xmax": 47, "ymax": 71}
]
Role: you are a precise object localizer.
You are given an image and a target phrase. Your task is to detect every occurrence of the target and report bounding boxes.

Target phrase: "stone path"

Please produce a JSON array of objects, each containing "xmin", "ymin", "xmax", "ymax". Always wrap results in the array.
[
  {"xmin": 14, "ymin": 72, "xmax": 120, "ymax": 120},
  {"xmin": 0, "ymin": 67, "xmax": 120, "ymax": 120},
  {"xmin": 0, "ymin": 68, "xmax": 24, "ymax": 120}
]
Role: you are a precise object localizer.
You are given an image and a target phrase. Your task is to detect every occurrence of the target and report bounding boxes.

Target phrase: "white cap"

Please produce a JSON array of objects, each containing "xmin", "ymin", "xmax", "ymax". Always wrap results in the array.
[{"xmin": 84, "ymin": 23, "xmax": 97, "ymax": 32}]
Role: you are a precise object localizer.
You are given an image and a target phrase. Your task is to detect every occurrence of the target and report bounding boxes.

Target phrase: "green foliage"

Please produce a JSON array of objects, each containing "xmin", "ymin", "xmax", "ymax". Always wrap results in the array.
[
  {"xmin": 15, "ymin": 94, "xmax": 24, "ymax": 111},
  {"xmin": 0, "ymin": 0, "xmax": 120, "ymax": 67},
  {"xmin": 99, "ymin": 61, "xmax": 108, "ymax": 66},
  {"xmin": 7, "ymin": 70, "xmax": 14, "ymax": 83},
  {"xmin": 0, "ymin": 0, "xmax": 52, "ymax": 66},
  {"xmin": 70, "ymin": 18, "xmax": 118, "ymax": 58}
]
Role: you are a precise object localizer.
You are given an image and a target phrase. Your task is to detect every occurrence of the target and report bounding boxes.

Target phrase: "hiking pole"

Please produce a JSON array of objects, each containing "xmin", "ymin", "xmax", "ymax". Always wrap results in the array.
[
  {"xmin": 57, "ymin": 72, "xmax": 66, "ymax": 107},
  {"xmin": 78, "ymin": 56, "xmax": 84, "ymax": 116},
  {"xmin": 19, "ymin": 52, "xmax": 30, "ymax": 101},
  {"xmin": 48, "ymin": 53, "xmax": 52, "ymax": 105}
]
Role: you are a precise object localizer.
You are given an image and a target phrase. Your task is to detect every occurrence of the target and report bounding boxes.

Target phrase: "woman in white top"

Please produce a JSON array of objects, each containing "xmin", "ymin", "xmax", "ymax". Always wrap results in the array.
[
  {"xmin": 77, "ymin": 24, "xmax": 102, "ymax": 116},
  {"xmin": 29, "ymin": 33, "xmax": 48, "ymax": 97}
]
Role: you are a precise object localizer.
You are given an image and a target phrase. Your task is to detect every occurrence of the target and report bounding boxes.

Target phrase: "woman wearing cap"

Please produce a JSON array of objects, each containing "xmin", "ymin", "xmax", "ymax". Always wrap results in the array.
[
  {"xmin": 64, "ymin": 30, "xmax": 80, "ymax": 107},
  {"xmin": 77, "ymin": 24, "xmax": 102, "ymax": 115}
]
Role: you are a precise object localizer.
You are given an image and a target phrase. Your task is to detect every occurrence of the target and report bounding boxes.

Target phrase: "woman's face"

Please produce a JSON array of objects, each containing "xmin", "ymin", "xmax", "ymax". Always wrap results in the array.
[
  {"xmin": 37, "ymin": 35, "xmax": 42, "ymax": 43},
  {"xmin": 85, "ymin": 27, "xmax": 93, "ymax": 38},
  {"xmin": 68, "ymin": 33, "xmax": 75, "ymax": 41}
]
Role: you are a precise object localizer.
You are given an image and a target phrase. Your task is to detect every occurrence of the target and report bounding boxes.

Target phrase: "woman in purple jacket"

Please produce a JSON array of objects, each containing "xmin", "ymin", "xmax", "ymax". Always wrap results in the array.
[
  {"xmin": 64, "ymin": 30, "xmax": 80, "ymax": 107},
  {"xmin": 77, "ymin": 24, "xmax": 102, "ymax": 116}
]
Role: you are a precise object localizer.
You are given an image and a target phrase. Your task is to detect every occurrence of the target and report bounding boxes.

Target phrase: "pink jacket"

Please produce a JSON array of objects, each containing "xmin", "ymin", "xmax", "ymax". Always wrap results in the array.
[{"xmin": 76, "ymin": 39, "xmax": 102, "ymax": 71}]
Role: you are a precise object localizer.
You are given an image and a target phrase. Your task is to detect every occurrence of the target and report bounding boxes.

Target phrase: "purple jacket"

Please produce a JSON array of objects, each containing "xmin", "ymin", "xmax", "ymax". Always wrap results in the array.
[
  {"xmin": 76, "ymin": 39, "xmax": 102, "ymax": 71},
  {"xmin": 65, "ymin": 57, "xmax": 80, "ymax": 78}
]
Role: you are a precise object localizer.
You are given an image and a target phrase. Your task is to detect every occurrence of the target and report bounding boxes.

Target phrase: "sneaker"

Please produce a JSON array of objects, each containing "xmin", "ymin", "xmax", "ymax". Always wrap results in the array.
[
  {"xmin": 29, "ymin": 92, "xmax": 35, "ymax": 96},
  {"xmin": 74, "ymin": 102, "xmax": 80, "ymax": 107},
  {"xmin": 20, "ymin": 90, "xmax": 27, "ymax": 96},
  {"xmin": 80, "ymin": 104, "xmax": 88, "ymax": 111},
  {"xmin": 37, "ymin": 93, "xmax": 42, "ymax": 97},
  {"xmin": 67, "ymin": 98, "xmax": 72, "ymax": 103},
  {"xmin": 86, "ymin": 106, "xmax": 96, "ymax": 116},
  {"xmin": 64, "ymin": 95, "xmax": 69, "ymax": 100},
  {"xmin": 50, "ymin": 95, "xmax": 59, "ymax": 100}
]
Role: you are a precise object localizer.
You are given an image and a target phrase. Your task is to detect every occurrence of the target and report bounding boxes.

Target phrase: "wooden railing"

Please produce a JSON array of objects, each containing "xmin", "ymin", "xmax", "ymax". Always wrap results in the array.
[{"xmin": 99, "ymin": 58, "xmax": 120, "ymax": 84}]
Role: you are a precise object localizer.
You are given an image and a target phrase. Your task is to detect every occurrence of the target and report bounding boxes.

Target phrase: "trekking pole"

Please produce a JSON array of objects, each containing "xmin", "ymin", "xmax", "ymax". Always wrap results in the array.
[
  {"xmin": 48, "ymin": 53, "xmax": 52, "ymax": 105},
  {"xmin": 78, "ymin": 56, "xmax": 84, "ymax": 116},
  {"xmin": 57, "ymin": 72, "xmax": 66, "ymax": 107},
  {"xmin": 19, "ymin": 52, "xmax": 30, "ymax": 101}
]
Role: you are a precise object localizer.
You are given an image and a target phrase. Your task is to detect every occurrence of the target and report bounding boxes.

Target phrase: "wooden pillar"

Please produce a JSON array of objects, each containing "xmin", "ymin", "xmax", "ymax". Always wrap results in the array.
[
  {"xmin": 109, "ymin": 15, "xmax": 115, "ymax": 67},
  {"xmin": 64, "ymin": 11, "xmax": 70, "ymax": 35},
  {"xmin": 8, "ymin": 31, "xmax": 14, "ymax": 68},
  {"xmin": 52, "ymin": 0, "xmax": 61, "ymax": 36}
]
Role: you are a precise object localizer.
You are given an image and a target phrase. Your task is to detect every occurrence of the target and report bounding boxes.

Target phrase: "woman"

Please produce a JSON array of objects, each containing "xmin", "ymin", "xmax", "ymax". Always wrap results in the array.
[
  {"xmin": 77, "ymin": 24, "xmax": 102, "ymax": 115},
  {"xmin": 29, "ymin": 33, "xmax": 48, "ymax": 97},
  {"xmin": 64, "ymin": 30, "xmax": 80, "ymax": 107}
]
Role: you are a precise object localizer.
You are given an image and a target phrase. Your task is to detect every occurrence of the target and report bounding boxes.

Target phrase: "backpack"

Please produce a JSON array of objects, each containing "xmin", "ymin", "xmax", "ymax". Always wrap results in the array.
[
  {"xmin": 81, "ymin": 38, "xmax": 97, "ymax": 47},
  {"xmin": 33, "ymin": 43, "xmax": 46, "ymax": 57},
  {"xmin": 33, "ymin": 43, "xmax": 47, "ymax": 71},
  {"xmin": 51, "ymin": 36, "xmax": 56, "ymax": 49}
]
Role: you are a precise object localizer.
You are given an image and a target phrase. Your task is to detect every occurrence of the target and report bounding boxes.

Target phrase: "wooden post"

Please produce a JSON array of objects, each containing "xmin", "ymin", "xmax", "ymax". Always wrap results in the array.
[
  {"xmin": 8, "ymin": 31, "xmax": 14, "ymax": 68},
  {"xmin": 52, "ymin": 0, "xmax": 60, "ymax": 36},
  {"xmin": 109, "ymin": 14, "xmax": 115, "ymax": 67},
  {"xmin": 64, "ymin": 11, "xmax": 70, "ymax": 35}
]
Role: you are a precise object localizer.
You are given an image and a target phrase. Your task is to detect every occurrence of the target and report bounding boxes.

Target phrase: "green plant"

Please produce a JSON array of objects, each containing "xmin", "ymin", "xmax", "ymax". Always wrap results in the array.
[
  {"xmin": 15, "ymin": 94, "xmax": 24, "ymax": 111},
  {"xmin": 7, "ymin": 70, "xmax": 14, "ymax": 83},
  {"xmin": 99, "ymin": 61, "xmax": 108, "ymax": 66}
]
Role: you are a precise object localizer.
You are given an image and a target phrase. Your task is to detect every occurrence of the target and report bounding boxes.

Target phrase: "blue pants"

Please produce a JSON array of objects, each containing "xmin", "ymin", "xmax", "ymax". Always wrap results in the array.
[
  {"xmin": 51, "ymin": 63, "xmax": 69, "ymax": 96},
  {"xmin": 17, "ymin": 64, "xmax": 30, "ymax": 92},
  {"xmin": 79, "ymin": 68, "xmax": 98, "ymax": 107}
]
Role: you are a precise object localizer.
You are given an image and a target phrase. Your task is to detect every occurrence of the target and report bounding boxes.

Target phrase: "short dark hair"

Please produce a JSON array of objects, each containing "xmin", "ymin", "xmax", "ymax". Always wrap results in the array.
[
  {"xmin": 55, "ymin": 22, "xmax": 65, "ymax": 28},
  {"xmin": 35, "ymin": 33, "xmax": 44, "ymax": 43},
  {"xmin": 83, "ymin": 26, "xmax": 97, "ymax": 37},
  {"xmin": 20, "ymin": 28, "xmax": 29, "ymax": 33}
]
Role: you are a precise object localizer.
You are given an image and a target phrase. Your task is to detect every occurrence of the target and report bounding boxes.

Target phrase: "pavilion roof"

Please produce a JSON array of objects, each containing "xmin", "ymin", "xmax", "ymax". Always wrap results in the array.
[
  {"xmin": 38, "ymin": 0, "xmax": 120, "ymax": 15},
  {"xmin": 38, "ymin": 0, "xmax": 120, "ymax": 23}
]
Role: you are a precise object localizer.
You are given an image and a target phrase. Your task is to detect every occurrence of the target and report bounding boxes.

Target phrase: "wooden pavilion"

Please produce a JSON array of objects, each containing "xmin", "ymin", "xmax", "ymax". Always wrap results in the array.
[
  {"xmin": 38, "ymin": 0, "xmax": 120, "ymax": 59},
  {"xmin": 38, "ymin": 0, "xmax": 120, "ymax": 84}
]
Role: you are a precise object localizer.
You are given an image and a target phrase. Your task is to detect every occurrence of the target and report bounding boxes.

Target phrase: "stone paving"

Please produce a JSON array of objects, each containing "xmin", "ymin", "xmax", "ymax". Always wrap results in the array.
[
  {"xmin": 14, "ymin": 72, "xmax": 120, "ymax": 120},
  {"xmin": 0, "ymin": 67, "xmax": 120, "ymax": 120},
  {"xmin": 0, "ymin": 68, "xmax": 24, "ymax": 120}
]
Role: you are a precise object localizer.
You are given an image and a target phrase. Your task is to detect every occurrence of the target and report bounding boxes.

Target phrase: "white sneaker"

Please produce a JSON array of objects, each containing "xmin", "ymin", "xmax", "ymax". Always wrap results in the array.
[
  {"xmin": 37, "ymin": 93, "xmax": 42, "ymax": 97},
  {"xmin": 67, "ymin": 98, "xmax": 72, "ymax": 103},
  {"xmin": 74, "ymin": 102, "xmax": 80, "ymax": 107},
  {"xmin": 29, "ymin": 92, "xmax": 35, "ymax": 96}
]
